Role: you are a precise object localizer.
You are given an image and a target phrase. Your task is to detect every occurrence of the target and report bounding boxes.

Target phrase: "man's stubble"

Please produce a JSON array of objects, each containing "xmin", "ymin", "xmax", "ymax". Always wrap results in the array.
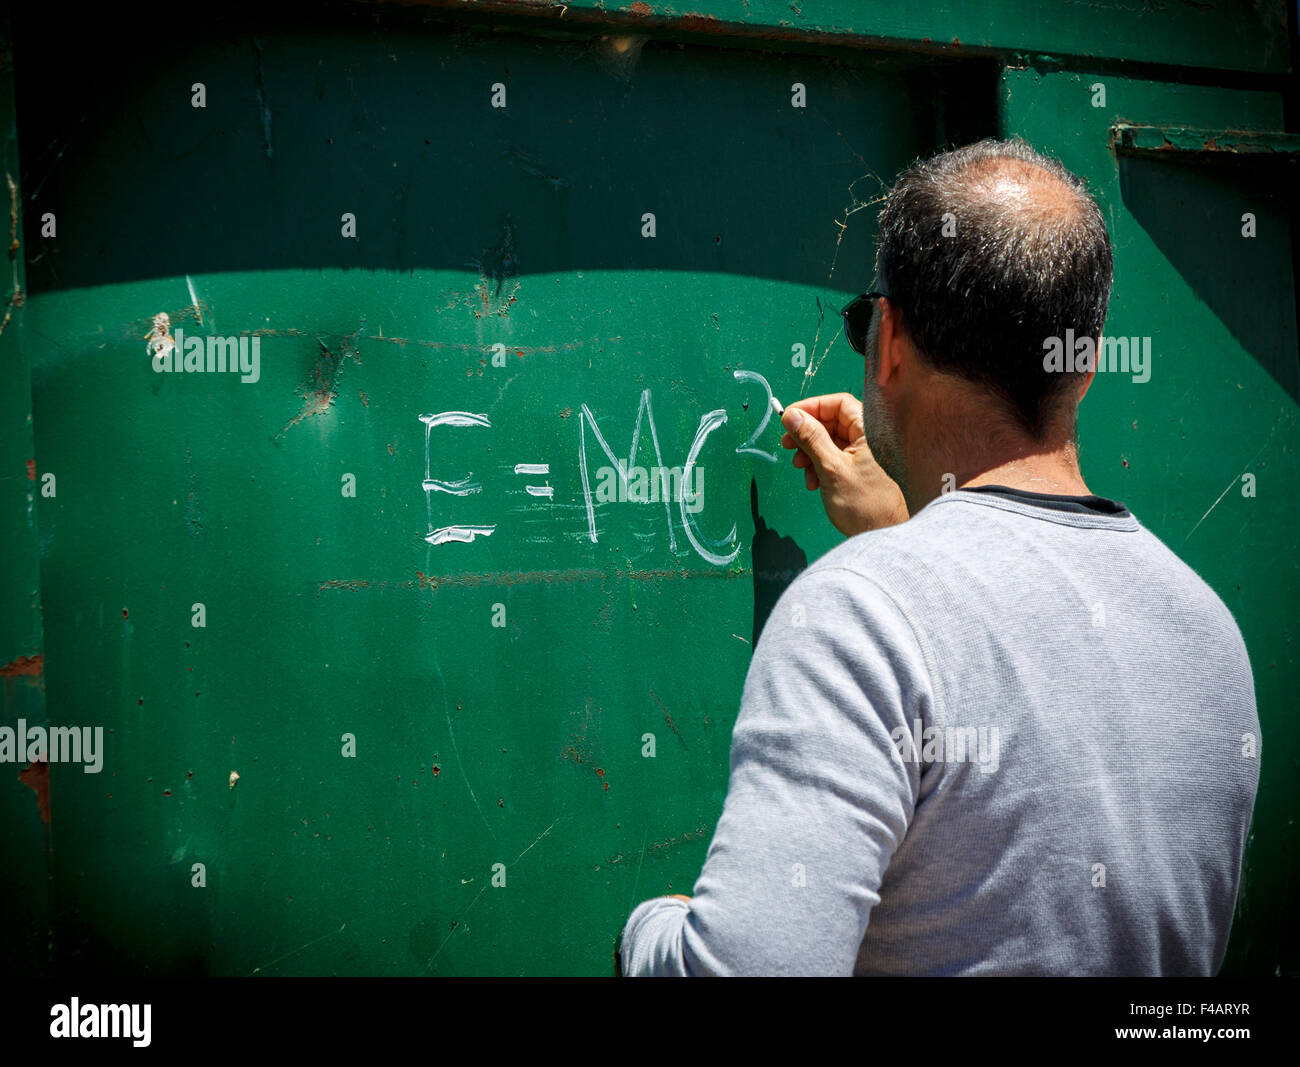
[{"xmin": 862, "ymin": 307, "xmax": 910, "ymax": 500}]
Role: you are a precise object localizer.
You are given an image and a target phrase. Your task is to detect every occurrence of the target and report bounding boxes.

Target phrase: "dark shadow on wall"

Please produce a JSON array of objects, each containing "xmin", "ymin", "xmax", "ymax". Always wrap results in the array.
[
  {"xmin": 1117, "ymin": 153, "xmax": 1300, "ymax": 404},
  {"xmin": 750, "ymin": 478, "xmax": 807, "ymax": 647},
  {"xmin": 12, "ymin": 3, "xmax": 996, "ymax": 296}
]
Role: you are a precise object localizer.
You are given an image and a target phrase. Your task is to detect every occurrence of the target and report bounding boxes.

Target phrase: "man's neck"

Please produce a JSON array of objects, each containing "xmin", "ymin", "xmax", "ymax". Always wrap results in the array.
[
  {"xmin": 961, "ymin": 456, "xmax": 1092, "ymax": 497},
  {"xmin": 903, "ymin": 425, "xmax": 1091, "ymax": 513}
]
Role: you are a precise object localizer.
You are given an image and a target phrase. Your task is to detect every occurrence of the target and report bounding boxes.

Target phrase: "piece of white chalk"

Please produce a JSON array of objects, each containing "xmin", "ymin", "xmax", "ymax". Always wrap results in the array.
[{"xmin": 770, "ymin": 396, "xmax": 784, "ymax": 416}]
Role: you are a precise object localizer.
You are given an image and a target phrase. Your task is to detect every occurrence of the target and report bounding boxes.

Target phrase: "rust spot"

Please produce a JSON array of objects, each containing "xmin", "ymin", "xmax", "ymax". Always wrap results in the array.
[
  {"xmin": 122, "ymin": 608, "xmax": 129, "ymax": 619},
  {"xmin": 279, "ymin": 322, "xmax": 365, "ymax": 436},
  {"xmin": 163, "ymin": 789, "xmax": 172, "ymax": 797},
  {"xmin": 413, "ymin": 566, "xmax": 749, "ymax": 591},
  {"xmin": 679, "ymin": 12, "xmax": 721, "ymax": 32},
  {"xmin": 627, "ymin": 0, "xmax": 652, "ymax": 13},
  {"xmin": 25, "ymin": 458, "xmax": 35, "ymax": 481},
  {"xmin": 359, "ymin": 389, "xmax": 370, "ymax": 407},
  {"xmin": 648, "ymin": 825, "xmax": 709, "ymax": 856},
  {"xmin": 0, "ymin": 653, "xmax": 42, "ymax": 678},
  {"xmin": 387, "ymin": 443, "xmax": 394, "ymax": 455},
  {"xmin": 559, "ymin": 406, "xmax": 572, "ymax": 419},
  {"xmin": 19, "ymin": 758, "xmax": 50, "ymax": 823},
  {"xmin": 432, "ymin": 764, "xmax": 441, "ymax": 777}
]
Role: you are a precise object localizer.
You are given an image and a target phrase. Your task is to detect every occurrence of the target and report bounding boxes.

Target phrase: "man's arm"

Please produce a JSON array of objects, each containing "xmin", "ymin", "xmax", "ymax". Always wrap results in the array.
[{"xmin": 619, "ymin": 563, "xmax": 931, "ymax": 976}]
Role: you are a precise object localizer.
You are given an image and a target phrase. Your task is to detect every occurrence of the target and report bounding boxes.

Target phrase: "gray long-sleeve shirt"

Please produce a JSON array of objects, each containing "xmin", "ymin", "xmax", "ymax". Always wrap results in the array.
[{"xmin": 619, "ymin": 486, "xmax": 1260, "ymax": 976}]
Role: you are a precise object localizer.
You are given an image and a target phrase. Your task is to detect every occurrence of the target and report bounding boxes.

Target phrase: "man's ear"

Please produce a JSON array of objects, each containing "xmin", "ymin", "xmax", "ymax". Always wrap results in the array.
[
  {"xmin": 1076, "ymin": 355, "xmax": 1097, "ymax": 403},
  {"xmin": 876, "ymin": 298, "xmax": 907, "ymax": 387}
]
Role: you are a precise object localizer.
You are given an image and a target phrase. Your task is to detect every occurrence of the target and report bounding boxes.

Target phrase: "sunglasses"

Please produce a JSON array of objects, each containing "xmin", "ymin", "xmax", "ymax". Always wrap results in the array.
[{"xmin": 840, "ymin": 290, "xmax": 888, "ymax": 356}]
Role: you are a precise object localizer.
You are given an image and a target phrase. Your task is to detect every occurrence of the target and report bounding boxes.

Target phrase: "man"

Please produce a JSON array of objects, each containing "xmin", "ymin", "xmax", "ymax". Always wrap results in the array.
[{"xmin": 618, "ymin": 138, "xmax": 1260, "ymax": 976}]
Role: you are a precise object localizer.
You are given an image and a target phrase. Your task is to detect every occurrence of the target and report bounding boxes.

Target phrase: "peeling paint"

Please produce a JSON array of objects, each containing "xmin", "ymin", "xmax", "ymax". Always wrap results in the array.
[
  {"xmin": 0, "ymin": 171, "xmax": 22, "ymax": 340},
  {"xmin": 1111, "ymin": 123, "xmax": 1300, "ymax": 157},
  {"xmin": 18, "ymin": 758, "xmax": 50, "ymax": 823},
  {"xmin": 0, "ymin": 652, "xmax": 43, "ymax": 678}
]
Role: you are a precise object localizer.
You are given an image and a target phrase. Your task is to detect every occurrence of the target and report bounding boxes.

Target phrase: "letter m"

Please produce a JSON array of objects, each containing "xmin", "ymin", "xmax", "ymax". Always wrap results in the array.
[
  {"xmin": 578, "ymin": 390, "xmax": 676, "ymax": 550},
  {"xmin": 207, "ymin": 335, "xmax": 239, "ymax": 373},
  {"xmin": 1099, "ymin": 335, "xmax": 1129, "ymax": 375}
]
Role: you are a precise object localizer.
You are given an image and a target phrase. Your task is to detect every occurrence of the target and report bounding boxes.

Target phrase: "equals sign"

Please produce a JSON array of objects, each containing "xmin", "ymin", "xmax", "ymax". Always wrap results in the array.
[{"xmin": 515, "ymin": 463, "xmax": 552, "ymax": 499}]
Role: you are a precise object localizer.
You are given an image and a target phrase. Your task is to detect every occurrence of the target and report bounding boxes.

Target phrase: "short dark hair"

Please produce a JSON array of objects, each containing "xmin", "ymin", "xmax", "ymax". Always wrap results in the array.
[{"xmin": 874, "ymin": 138, "xmax": 1113, "ymax": 438}]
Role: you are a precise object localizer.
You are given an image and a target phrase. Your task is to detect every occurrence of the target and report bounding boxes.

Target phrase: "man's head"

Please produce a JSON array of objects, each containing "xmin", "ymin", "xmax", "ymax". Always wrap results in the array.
[{"xmin": 861, "ymin": 139, "xmax": 1113, "ymax": 497}]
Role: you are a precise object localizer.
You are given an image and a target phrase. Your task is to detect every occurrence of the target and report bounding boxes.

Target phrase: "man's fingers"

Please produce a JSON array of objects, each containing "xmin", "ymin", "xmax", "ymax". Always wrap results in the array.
[
  {"xmin": 781, "ymin": 406, "xmax": 839, "ymax": 479},
  {"xmin": 789, "ymin": 393, "xmax": 864, "ymax": 443},
  {"xmin": 782, "ymin": 430, "xmax": 853, "ymax": 452}
]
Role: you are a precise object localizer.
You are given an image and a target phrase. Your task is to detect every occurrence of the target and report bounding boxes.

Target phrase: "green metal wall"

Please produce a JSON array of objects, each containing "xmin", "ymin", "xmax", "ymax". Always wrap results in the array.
[{"xmin": 2, "ymin": 1, "xmax": 1294, "ymax": 976}]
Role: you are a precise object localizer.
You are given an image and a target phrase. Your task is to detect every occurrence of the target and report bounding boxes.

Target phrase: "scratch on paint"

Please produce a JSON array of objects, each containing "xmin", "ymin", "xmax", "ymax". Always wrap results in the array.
[
  {"xmin": 249, "ymin": 922, "xmax": 347, "ymax": 975},
  {"xmin": 421, "ymin": 826, "xmax": 559, "ymax": 972},
  {"xmin": 432, "ymin": 635, "xmax": 495, "ymax": 843},
  {"xmin": 445, "ymin": 703, "xmax": 492, "ymax": 840},
  {"xmin": 1182, "ymin": 414, "xmax": 1287, "ymax": 547},
  {"xmin": 424, "ymin": 883, "xmax": 488, "ymax": 973},
  {"xmin": 185, "ymin": 275, "xmax": 204, "ymax": 328},
  {"xmin": 423, "ymin": 821, "xmax": 558, "ymax": 974},
  {"xmin": 513, "ymin": 818, "xmax": 558, "ymax": 865},
  {"xmin": 649, "ymin": 687, "xmax": 686, "ymax": 749},
  {"xmin": 628, "ymin": 826, "xmax": 649, "ymax": 912}
]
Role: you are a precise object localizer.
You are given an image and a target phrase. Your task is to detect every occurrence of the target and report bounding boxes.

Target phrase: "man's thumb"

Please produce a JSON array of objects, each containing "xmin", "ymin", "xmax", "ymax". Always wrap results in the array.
[{"xmin": 783, "ymin": 407, "xmax": 834, "ymax": 474}]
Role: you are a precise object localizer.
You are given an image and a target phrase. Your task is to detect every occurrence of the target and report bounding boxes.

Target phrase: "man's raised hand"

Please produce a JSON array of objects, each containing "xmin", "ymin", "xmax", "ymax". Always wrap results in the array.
[{"xmin": 779, "ymin": 393, "xmax": 909, "ymax": 537}]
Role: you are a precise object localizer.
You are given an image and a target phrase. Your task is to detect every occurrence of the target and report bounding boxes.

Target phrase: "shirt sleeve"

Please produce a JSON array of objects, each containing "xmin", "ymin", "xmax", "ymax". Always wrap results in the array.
[{"xmin": 619, "ymin": 562, "xmax": 930, "ymax": 976}]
